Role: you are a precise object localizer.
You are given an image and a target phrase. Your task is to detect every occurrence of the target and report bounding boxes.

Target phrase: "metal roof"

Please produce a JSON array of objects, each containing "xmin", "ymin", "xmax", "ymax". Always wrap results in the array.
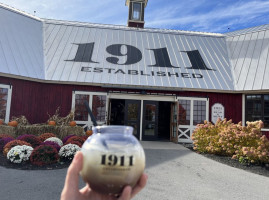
[
  {"xmin": 43, "ymin": 19, "xmax": 234, "ymax": 91},
  {"xmin": 225, "ymin": 24, "xmax": 269, "ymax": 37},
  {"xmin": 1, "ymin": 3, "xmax": 269, "ymax": 92},
  {"xmin": 225, "ymin": 24, "xmax": 269, "ymax": 91},
  {"xmin": 0, "ymin": 3, "xmax": 45, "ymax": 79}
]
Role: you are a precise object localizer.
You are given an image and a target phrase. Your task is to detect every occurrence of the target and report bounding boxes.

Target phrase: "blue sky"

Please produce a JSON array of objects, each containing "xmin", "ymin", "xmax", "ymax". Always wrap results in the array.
[{"xmin": 1, "ymin": 0, "xmax": 269, "ymax": 33}]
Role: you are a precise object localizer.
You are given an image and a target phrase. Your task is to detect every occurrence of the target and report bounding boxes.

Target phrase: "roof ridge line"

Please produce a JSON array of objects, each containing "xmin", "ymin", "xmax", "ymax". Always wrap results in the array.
[
  {"xmin": 0, "ymin": 2, "xmax": 42, "ymax": 22},
  {"xmin": 43, "ymin": 18, "xmax": 224, "ymax": 37},
  {"xmin": 225, "ymin": 24, "xmax": 269, "ymax": 37}
]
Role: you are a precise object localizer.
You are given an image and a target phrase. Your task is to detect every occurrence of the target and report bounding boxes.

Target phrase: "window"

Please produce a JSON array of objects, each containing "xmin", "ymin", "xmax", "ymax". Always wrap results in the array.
[
  {"xmin": 132, "ymin": 3, "xmax": 141, "ymax": 20},
  {"xmin": 74, "ymin": 94, "xmax": 89, "ymax": 121},
  {"xmin": 0, "ymin": 84, "xmax": 12, "ymax": 123},
  {"xmin": 178, "ymin": 100, "xmax": 190, "ymax": 125},
  {"xmin": 72, "ymin": 92, "xmax": 107, "ymax": 125},
  {"xmin": 193, "ymin": 100, "xmax": 206, "ymax": 125},
  {"xmin": 92, "ymin": 95, "xmax": 106, "ymax": 122},
  {"xmin": 246, "ymin": 94, "xmax": 269, "ymax": 128}
]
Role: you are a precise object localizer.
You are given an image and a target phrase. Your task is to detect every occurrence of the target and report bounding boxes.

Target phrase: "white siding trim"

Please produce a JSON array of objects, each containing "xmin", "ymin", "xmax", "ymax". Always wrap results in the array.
[
  {"xmin": 108, "ymin": 93, "xmax": 176, "ymax": 102},
  {"xmin": 71, "ymin": 91, "xmax": 108, "ymax": 127},
  {"xmin": 0, "ymin": 83, "xmax": 12, "ymax": 123}
]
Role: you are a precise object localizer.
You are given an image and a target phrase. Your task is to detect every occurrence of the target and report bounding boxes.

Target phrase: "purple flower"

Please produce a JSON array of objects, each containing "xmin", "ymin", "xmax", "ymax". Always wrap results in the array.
[
  {"xmin": 17, "ymin": 134, "xmax": 36, "ymax": 140},
  {"xmin": 0, "ymin": 137, "xmax": 14, "ymax": 151},
  {"xmin": 62, "ymin": 135, "xmax": 76, "ymax": 144},
  {"xmin": 40, "ymin": 141, "xmax": 61, "ymax": 151}
]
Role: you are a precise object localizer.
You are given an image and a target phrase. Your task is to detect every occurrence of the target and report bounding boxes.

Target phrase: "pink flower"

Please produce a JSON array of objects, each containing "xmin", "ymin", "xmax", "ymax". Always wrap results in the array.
[{"xmin": 232, "ymin": 155, "xmax": 237, "ymax": 159}]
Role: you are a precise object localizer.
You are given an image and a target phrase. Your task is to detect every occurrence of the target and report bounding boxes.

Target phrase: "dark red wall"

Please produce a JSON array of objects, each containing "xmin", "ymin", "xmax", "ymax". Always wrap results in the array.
[
  {"xmin": 179, "ymin": 91, "xmax": 242, "ymax": 124},
  {"xmin": 0, "ymin": 76, "xmax": 242, "ymax": 124}
]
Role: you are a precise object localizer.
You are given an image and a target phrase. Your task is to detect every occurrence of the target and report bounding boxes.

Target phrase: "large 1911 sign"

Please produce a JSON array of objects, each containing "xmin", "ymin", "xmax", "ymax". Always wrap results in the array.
[
  {"xmin": 66, "ymin": 43, "xmax": 215, "ymax": 79},
  {"xmin": 211, "ymin": 103, "xmax": 225, "ymax": 124}
]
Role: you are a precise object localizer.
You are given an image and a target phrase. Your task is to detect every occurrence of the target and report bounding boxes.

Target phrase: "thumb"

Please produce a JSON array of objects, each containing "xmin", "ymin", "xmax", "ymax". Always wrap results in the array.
[{"xmin": 63, "ymin": 151, "xmax": 83, "ymax": 193}]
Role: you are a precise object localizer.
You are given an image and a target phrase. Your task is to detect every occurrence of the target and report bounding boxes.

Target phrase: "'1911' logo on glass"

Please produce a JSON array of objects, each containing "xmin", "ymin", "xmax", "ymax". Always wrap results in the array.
[{"xmin": 101, "ymin": 154, "xmax": 134, "ymax": 167}]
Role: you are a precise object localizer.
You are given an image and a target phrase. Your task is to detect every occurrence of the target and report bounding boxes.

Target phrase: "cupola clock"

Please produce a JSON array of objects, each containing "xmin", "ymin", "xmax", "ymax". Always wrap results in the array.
[{"xmin": 126, "ymin": 0, "xmax": 148, "ymax": 28}]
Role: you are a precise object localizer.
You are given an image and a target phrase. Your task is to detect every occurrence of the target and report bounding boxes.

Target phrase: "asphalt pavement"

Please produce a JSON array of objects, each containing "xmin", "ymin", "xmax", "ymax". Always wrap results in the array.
[{"xmin": 1, "ymin": 141, "xmax": 269, "ymax": 200}]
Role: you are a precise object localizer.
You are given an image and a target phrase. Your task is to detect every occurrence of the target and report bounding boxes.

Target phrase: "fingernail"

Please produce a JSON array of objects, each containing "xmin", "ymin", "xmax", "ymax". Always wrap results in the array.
[{"xmin": 145, "ymin": 174, "xmax": 148, "ymax": 180}]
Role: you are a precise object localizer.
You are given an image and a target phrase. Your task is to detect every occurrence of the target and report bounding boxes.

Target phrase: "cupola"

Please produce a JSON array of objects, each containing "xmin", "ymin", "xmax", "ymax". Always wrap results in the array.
[{"xmin": 126, "ymin": 0, "xmax": 148, "ymax": 28}]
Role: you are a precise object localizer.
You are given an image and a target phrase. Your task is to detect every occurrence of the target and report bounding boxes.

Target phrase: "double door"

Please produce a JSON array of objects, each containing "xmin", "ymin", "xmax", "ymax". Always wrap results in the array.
[{"xmin": 120, "ymin": 100, "xmax": 159, "ymax": 140}]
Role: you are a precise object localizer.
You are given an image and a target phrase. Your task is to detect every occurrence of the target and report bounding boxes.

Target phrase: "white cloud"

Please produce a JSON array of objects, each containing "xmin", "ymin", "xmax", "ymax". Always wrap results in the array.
[
  {"xmin": 0, "ymin": 0, "xmax": 268, "ymax": 32},
  {"xmin": 146, "ymin": 0, "xmax": 269, "ymax": 32}
]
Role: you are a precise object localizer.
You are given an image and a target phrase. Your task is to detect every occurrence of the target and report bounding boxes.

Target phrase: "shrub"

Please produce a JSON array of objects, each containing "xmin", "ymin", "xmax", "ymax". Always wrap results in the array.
[
  {"xmin": 59, "ymin": 144, "xmax": 81, "ymax": 160},
  {"xmin": 192, "ymin": 119, "xmax": 269, "ymax": 164},
  {"xmin": 17, "ymin": 134, "xmax": 42, "ymax": 148},
  {"xmin": 40, "ymin": 141, "xmax": 61, "ymax": 152},
  {"xmin": 7, "ymin": 145, "xmax": 33, "ymax": 163},
  {"xmin": 62, "ymin": 135, "xmax": 76, "ymax": 144},
  {"xmin": 81, "ymin": 135, "xmax": 89, "ymax": 141},
  {"xmin": 3, "ymin": 140, "xmax": 32, "ymax": 156},
  {"xmin": 44, "ymin": 137, "xmax": 63, "ymax": 146},
  {"xmin": 0, "ymin": 134, "xmax": 14, "ymax": 140},
  {"xmin": 0, "ymin": 137, "xmax": 14, "ymax": 151},
  {"xmin": 64, "ymin": 136, "xmax": 86, "ymax": 147},
  {"xmin": 30, "ymin": 145, "xmax": 59, "ymax": 166},
  {"xmin": 38, "ymin": 133, "xmax": 56, "ymax": 142}
]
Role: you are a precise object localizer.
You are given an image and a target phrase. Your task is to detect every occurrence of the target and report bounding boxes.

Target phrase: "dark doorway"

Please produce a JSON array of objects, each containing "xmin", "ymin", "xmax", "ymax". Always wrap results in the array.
[
  {"xmin": 109, "ymin": 99, "xmax": 171, "ymax": 141},
  {"xmin": 109, "ymin": 99, "xmax": 141, "ymax": 139},
  {"xmin": 125, "ymin": 100, "xmax": 141, "ymax": 138},
  {"xmin": 110, "ymin": 99, "xmax": 125, "ymax": 125},
  {"xmin": 158, "ymin": 101, "xmax": 172, "ymax": 140},
  {"xmin": 142, "ymin": 101, "xmax": 159, "ymax": 140}
]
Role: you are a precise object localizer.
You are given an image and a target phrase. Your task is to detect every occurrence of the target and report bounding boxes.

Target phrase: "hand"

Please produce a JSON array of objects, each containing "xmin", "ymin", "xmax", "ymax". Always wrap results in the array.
[{"xmin": 61, "ymin": 151, "xmax": 147, "ymax": 200}]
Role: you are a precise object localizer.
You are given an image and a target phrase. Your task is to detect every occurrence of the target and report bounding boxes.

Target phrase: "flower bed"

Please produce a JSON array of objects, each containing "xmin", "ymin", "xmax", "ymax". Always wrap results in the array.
[
  {"xmin": 0, "ymin": 133, "xmax": 89, "ymax": 169},
  {"xmin": 59, "ymin": 144, "xmax": 81, "ymax": 160},
  {"xmin": 7, "ymin": 145, "xmax": 33, "ymax": 163}
]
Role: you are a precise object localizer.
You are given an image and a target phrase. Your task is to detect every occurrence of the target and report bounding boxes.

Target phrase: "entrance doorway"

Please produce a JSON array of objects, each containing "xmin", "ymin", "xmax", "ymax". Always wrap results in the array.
[
  {"xmin": 125, "ymin": 100, "xmax": 141, "ymax": 138},
  {"xmin": 109, "ymin": 99, "xmax": 141, "ymax": 139},
  {"xmin": 109, "ymin": 99, "xmax": 171, "ymax": 141},
  {"xmin": 142, "ymin": 101, "xmax": 158, "ymax": 140}
]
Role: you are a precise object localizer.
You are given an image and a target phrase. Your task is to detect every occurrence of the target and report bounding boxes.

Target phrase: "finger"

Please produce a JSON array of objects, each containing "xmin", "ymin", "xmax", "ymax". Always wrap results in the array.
[
  {"xmin": 63, "ymin": 151, "xmax": 83, "ymax": 193},
  {"xmin": 131, "ymin": 173, "xmax": 148, "ymax": 198},
  {"xmin": 79, "ymin": 185, "xmax": 89, "ymax": 194},
  {"xmin": 118, "ymin": 186, "xmax": 132, "ymax": 200}
]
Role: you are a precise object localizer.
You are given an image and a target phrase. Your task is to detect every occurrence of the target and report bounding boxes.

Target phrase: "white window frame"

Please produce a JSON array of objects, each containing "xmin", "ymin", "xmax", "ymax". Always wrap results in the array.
[
  {"xmin": 0, "ymin": 84, "xmax": 12, "ymax": 123},
  {"xmin": 71, "ymin": 91, "xmax": 108, "ymax": 128},
  {"xmin": 176, "ymin": 97, "xmax": 209, "ymax": 143}
]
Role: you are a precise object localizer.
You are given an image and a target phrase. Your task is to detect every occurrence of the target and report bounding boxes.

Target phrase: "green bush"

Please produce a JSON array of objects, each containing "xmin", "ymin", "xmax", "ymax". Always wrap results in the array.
[{"xmin": 191, "ymin": 119, "xmax": 269, "ymax": 164}]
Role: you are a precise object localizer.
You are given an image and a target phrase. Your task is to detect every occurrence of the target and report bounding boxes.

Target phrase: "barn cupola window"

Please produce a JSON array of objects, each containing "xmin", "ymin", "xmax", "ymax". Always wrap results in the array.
[
  {"xmin": 132, "ymin": 3, "xmax": 141, "ymax": 20},
  {"xmin": 126, "ymin": 0, "xmax": 148, "ymax": 28}
]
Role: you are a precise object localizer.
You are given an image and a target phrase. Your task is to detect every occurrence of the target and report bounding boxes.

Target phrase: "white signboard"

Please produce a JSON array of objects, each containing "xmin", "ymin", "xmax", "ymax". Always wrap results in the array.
[{"xmin": 211, "ymin": 103, "xmax": 225, "ymax": 124}]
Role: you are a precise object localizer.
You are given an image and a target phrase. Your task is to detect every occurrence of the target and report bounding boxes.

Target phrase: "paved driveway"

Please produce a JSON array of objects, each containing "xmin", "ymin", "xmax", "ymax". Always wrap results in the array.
[{"xmin": 1, "ymin": 141, "xmax": 269, "ymax": 200}]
